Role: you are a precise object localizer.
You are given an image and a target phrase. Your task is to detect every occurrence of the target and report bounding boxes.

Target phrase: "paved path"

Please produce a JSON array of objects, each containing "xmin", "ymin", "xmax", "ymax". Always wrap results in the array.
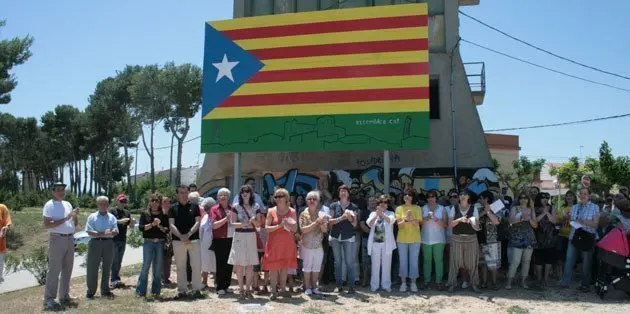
[{"xmin": 0, "ymin": 245, "xmax": 143, "ymax": 294}]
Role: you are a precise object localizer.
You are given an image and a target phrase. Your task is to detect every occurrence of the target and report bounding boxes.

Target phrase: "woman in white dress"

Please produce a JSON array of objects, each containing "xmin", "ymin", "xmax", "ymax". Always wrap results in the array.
[
  {"xmin": 228, "ymin": 185, "xmax": 262, "ymax": 299},
  {"xmin": 367, "ymin": 195, "xmax": 396, "ymax": 292}
]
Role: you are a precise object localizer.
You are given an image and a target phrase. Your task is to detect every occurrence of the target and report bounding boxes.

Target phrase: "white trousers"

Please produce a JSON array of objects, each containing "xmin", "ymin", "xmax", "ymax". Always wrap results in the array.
[
  {"xmin": 370, "ymin": 242, "xmax": 392, "ymax": 291},
  {"xmin": 173, "ymin": 241, "xmax": 202, "ymax": 293}
]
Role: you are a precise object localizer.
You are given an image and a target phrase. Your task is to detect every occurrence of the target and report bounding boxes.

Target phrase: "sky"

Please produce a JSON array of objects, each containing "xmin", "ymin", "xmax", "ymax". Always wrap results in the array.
[{"xmin": 2, "ymin": 0, "xmax": 630, "ymax": 178}]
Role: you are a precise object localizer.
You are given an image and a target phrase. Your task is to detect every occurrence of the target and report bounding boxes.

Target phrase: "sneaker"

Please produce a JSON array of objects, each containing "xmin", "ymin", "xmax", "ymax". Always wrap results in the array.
[
  {"xmin": 336, "ymin": 286, "xmax": 344, "ymax": 294},
  {"xmin": 410, "ymin": 282, "xmax": 418, "ymax": 292},
  {"xmin": 44, "ymin": 299, "xmax": 59, "ymax": 310},
  {"xmin": 174, "ymin": 292, "xmax": 186, "ymax": 300},
  {"xmin": 305, "ymin": 289, "xmax": 313, "ymax": 295},
  {"xmin": 461, "ymin": 281, "xmax": 469, "ymax": 289},
  {"xmin": 313, "ymin": 288, "xmax": 322, "ymax": 295},
  {"xmin": 399, "ymin": 282, "xmax": 407, "ymax": 292},
  {"xmin": 347, "ymin": 287, "xmax": 356, "ymax": 294},
  {"xmin": 217, "ymin": 289, "xmax": 227, "ymax": 296}
]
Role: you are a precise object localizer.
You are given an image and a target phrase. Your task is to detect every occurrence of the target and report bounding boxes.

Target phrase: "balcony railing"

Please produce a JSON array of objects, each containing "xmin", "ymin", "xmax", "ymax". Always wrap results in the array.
[{"xmin": 463, "ymin": 61, "xmax": 486, "ymax": 106}]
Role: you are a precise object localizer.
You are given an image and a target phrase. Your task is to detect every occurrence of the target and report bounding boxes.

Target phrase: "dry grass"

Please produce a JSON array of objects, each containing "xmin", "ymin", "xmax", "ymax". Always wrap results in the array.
[{"xmin": 1, "ymin": 262, "xmax": 630, "ymax": 314}]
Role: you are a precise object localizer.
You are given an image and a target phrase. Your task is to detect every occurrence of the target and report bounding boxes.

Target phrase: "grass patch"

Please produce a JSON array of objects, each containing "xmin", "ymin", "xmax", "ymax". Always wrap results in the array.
[
  {"xmin": 506, "ymin": 305, "xmax": 530, "ymax": 314},
  {"xmin": 302, "ymin": 307, "xmax": 325, "ymax": 314},
  {"xmin": 6, "ymin": 207, "xmax": 90, "ymax": 255},
  {"xmin": 0, "ymin": 263, "xmax": 150, "ymax": 314}
]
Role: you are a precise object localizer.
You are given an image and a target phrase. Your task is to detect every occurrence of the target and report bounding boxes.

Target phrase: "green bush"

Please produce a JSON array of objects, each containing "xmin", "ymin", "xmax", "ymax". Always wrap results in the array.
[
  {"xmin": 127, "ymin": 227, "xmax": 144, "ymax": 248},
  {"xmin": 5, "ymin": 194, "xmax": 25, "ymax": 211},
  {"xmin": 78, "ymin": 194, "xmax": 96, "ymax": 209},
  {"xmin": 7, "ymin": 246, "xmax": 50, "ymax": 285},
  {"xmin": 131, "ymin": 175, "xmax": 176, "ymax": 211},
  {"xmin": 64, "ymin": 191, "xmax": 79, "ymax": 208}
]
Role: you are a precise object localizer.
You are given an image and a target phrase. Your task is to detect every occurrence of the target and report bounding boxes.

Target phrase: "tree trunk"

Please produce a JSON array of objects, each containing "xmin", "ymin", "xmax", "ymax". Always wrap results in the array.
[
  {"xmin": 89, "ymin": 154, "xmax": 94, "ymax": 195},
  {"xmin": 169, "ymin": 133, "xmax": 174, "ymax": 185},
  {"xmin": 140, "ymin": 123, "xmax": 156, "ymax": 192},
  {"xmin": 124, "ymin": 143, "xmax": 131, "ymax": 195},
  {"xmin": 69, "ymin": 163, "xmax": 75, "ymax": 194},
  {"xmin": 75, "ymin": 160, "xmax": 81, "ymax": 196},
  {"xmin": 172, "ymin": 117, "xmax": 190, "ymax": 187},
  {"xmin": 83, "ymin": 159, "xmax": 88, "ymax": 196}
]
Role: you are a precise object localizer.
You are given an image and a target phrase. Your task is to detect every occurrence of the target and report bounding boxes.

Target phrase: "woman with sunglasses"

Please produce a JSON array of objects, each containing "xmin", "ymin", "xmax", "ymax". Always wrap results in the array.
[
  {"xmin": 366, "ymin": 195, "xmax": 396, "ymax": 292},
  {"xmin": 229, "ymin": 185, "xmax": 262, "ymax": 299},
  {"xmin": 533, "ymin": 193, "xmax": 557, "ymax": 288},
  {"xmin": 299, "ymin": 191, "xmax": 328, "ymax": 295},
  {"xmin": 395, "ymin": 188, "xmax": 423, "ymax": 292},
  {"xmin": 447, "ymin": 189, "xmax": 481, "ymax": 293},
  {"xmin": 136, "ymin": 194, "xmax": 169, "ymax": 298},
  {"xmin": 506, "ymin": 193, "xmax": 538, "ymax": 289},
  {"xmin": 421, "ymin": 190, "xmax": 448, "ymax": 290},
  {"xmin": 263, "ymin": 188, "xmax": 298, "ymax": 300}
]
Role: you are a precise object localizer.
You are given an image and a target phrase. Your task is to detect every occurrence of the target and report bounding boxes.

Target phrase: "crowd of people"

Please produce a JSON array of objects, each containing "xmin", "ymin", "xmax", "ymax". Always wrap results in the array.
[{"xmin": 3, "ymin": 177, "xmax": 630, "ymax": 309}]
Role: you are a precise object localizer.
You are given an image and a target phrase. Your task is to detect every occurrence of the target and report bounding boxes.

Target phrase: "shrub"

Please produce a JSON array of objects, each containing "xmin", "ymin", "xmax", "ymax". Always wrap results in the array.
[
  {"xmin": 5, "ymin": 194, "xmax": 25, "ymax": 212},
  {"xmin": 8, "ymin": 246, "xmax": 50, "ymax": 285},
  {"xmin": 127, "ymin": 227, "xmax": 144, "ymax": 248},
  {"xmin": 64, "ymin": 191, "xmax": 79, "ymax": 208},
  {"xmin": 78, "ymin": 194, "xmax": 96, "ymax": 209}
]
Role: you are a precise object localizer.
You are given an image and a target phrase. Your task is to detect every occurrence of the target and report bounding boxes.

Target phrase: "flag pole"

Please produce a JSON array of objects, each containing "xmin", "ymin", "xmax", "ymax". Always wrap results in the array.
[
  {"xmin": 233, "ymin": 152, "xmax": 241, "ymax": 193},
  {"xmin": 384, "ymin": 150, "xmax": 390, "ymax": 195}
]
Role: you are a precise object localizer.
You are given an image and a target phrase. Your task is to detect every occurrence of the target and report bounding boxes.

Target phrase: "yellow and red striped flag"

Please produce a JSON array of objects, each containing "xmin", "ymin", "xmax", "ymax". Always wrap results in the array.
[{"xmin": 201, "ymin": 3, "xmax": 429, "ymax": 153}]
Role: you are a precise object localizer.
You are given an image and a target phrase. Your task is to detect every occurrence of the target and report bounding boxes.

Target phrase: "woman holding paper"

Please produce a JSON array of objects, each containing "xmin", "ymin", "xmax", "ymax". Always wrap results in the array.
[
  {"xmin": 367, "ymin": 195, "xmax": 396, "ymax": 292},
  {"xmin": 298, "ymin": 191, "xmax": 328, "ymax": 295},
  {"xmin": 421, "ymin": 190, "xmax": 447, "ymax": 290},
  {"xmin": 263, "ymin": 188, "xmax": 298, "ymax": 300},
  {"xmin": 477, "ymin": 191, "xmax": 502, "ymax": 290},
  {"xmin": 447, "ymin": 189, "xmax": 481, "ymax": 293},
  {"xmin": 506, "ymin": 193, "xmax": 538, "ymax": 289},
  {"xmin": 395, "ymin": 188, "xmax": 423, "ymax": 292}
]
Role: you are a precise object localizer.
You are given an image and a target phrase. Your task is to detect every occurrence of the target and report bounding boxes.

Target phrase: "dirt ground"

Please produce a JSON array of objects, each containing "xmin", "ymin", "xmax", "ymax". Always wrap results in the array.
[{"xmin": 2, "ymin": 263, "xmax": 629, "ymax": 314}]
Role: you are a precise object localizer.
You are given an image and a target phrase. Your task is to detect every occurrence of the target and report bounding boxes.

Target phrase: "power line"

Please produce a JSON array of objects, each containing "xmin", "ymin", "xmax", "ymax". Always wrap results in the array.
[
  {"xmin": 485, "ymin": 113, "xmax": 630, "ymax": 132},
  {"xmin": 459, "ymin": 10, "xmax": 630, "ymax": 80},
  {"xmin": 133, "ymin": 135, "xmax": 201, "ymax": 151},
  {"xmin": 461, "ymin": 39, "xmax": 630, "ymax": 93}
]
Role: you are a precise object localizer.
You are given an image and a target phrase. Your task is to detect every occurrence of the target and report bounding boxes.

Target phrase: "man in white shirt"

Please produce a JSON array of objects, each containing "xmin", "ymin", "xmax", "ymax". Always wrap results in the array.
[
  {"xmin": 42, "ymin": 182, "xmax": 80, "ymax": 310},
  {"xmin": 231, "ymin": 177, "xmax": 265, "ymax": 208}
]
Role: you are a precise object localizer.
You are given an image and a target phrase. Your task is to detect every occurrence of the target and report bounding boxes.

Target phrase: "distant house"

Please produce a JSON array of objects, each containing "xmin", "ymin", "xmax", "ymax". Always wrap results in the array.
[{"xmin": 130, "ymin": 166, "xmax": 200, "ymax": 186}]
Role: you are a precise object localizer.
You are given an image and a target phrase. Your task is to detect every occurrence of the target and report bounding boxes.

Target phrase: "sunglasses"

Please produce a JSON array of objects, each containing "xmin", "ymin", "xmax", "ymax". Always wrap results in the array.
[
  {"xmin": 119, "ymin": 199, "xmax": 128, "ymax": 203},
  {"xmin": 306, "ymin": 198, "xmax": 317, "ymax": 201},
  {"xmin": 241, "ymin": 190, "xmax": 251, "ymax": 194},
  {"xmin": 449, "ymin": 195, "xmax": 458, "ymax": 198},
  {"xmin": 150, "ymin": 199, "xmax": 160, "ymax": 203},
  {"xmin": 274, "ymin": 195, "xmax": 285, "ymax": 199}
]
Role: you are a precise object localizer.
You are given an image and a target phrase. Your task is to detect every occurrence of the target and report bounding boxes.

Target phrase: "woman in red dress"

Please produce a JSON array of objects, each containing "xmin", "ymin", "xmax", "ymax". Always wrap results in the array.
[{"xmin": 263, "ymin": 188, "xmax": 298, "ymax": 300}]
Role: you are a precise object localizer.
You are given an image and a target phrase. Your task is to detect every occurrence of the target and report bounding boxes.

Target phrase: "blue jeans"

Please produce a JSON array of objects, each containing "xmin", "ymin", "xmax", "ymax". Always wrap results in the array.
[
  {"xmin": 331, "ymin": 239, "xmax": 356, "ymax": 288},
  {"xmin": 397, "ymin": 242, "xmax": 421, "ymax": 280},
  {"xmin": 111, "ymin": 241, "xmax": 126, "ymax": 284},
  {"xmin": 561, "ymin": 241, "xmax": 594, "ymax": 286},
  {"xmin": 136, "ymin": 240, "xmax": 164, "ymax": 296}
]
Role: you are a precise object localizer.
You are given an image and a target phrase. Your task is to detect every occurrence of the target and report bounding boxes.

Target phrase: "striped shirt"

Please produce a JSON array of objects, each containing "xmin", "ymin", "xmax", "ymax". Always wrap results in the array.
[{"xmin": 569, "ymin": 201, "xmax": 600, "ymax": 240}]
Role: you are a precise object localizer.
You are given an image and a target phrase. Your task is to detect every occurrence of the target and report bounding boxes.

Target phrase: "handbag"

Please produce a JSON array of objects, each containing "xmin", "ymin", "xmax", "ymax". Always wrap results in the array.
[{"xmin": 572, "ymin": 228, "xmax": 595, "ymax": 251}]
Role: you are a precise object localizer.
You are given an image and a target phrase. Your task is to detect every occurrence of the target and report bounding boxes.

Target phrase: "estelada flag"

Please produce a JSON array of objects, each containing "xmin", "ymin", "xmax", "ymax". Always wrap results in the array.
[{"xmin": 202, "ymin": 3, "xmax": 429, "ymax": 153}]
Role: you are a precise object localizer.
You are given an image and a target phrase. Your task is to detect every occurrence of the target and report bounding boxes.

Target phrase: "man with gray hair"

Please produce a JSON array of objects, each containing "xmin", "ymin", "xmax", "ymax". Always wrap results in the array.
[
  {"xmin": 85, "ymin": 196, "xmax": 118, "ymax": 299},
  {"xmin": 42, "ymin": 182, "xmax": 81, "ymax": 310}
]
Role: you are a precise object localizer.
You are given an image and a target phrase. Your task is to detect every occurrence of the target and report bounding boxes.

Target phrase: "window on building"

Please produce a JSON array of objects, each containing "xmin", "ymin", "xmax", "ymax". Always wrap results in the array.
[{"xmin": 429, "ymin": 77, "xmax": 440, "ymax": 119}]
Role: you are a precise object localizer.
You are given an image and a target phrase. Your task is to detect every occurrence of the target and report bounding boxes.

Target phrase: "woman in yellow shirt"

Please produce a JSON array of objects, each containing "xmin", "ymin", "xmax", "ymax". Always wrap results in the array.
[
  {"xmin": 395, "ymin": 188, "xmax": 423, "ymax": 292},
  {"xmin": 555, "ymin": 190, "xmax": 576, "ymax": 278}
]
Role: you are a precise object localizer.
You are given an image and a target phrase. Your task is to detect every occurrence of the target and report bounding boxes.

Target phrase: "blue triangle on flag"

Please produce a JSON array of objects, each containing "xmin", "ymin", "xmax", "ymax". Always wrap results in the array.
[{"xmin": 202, "ymin": 23, "xmax": 265, "ymax": 117}]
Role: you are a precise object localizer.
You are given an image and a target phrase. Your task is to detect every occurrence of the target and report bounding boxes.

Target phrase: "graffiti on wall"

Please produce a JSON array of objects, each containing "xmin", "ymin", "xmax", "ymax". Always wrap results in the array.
[{"xmin": 201, "ymin": 166, "xmax": 499, "ymax": 201}]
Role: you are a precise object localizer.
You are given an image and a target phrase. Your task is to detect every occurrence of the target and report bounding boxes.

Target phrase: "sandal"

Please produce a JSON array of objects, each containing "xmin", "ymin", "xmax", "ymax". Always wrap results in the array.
[{"xmin": 270, "ymin": 293, "xmax": 279, "ymax": 300}]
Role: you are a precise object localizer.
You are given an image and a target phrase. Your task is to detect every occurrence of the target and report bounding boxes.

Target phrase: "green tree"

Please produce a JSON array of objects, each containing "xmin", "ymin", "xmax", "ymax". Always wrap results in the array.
[
  {"xmin": 494, "ymin": 156, "xmax": 546, "ymax": 196},
  {"xmin": 163, "ymin": 63, "xmax": 202, "ymax": 185},
  {"xmin": 549, "ymin": 157, "xmax": 585, "ymax": 192},
  {"xmin": 599, "ymin": 141, "xmax": 630, "ymax": 189},
  {"xmin": 0, "ymin": 19, "xmax": 33, "ymax": 104},
  {"xmin": 129, "ymin": 64, "xmax": 171, "ymax": 191}
]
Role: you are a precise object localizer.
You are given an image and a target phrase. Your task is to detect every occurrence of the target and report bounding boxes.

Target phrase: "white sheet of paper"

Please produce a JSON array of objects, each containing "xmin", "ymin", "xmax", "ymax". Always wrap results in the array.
[
  {"xmin": 570, "ymin": 221, "xmax": 583, "ymax": 229},
  {"xmin": 490, "ymin": 200, "xmax": 505, "ymax": 214}
]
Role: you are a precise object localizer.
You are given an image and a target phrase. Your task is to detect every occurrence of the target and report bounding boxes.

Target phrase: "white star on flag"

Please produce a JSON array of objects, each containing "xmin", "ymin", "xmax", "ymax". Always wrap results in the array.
[{"xmin": 212, "ymin": 54, "xmax": 239, "ymax": 83}]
